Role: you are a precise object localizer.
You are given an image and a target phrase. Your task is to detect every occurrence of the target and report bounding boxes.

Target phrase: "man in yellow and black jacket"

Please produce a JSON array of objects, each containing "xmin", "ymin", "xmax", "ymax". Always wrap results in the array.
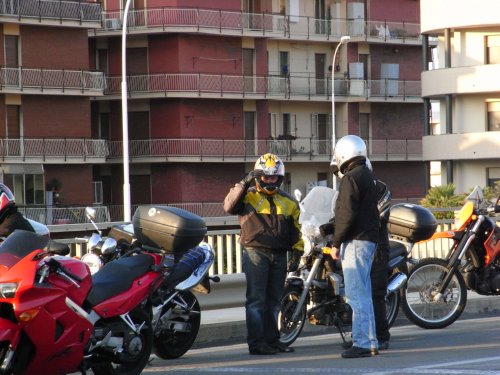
[{"xmin": 224, "ymin": 153, "xmax": 303, "ymax": 355}]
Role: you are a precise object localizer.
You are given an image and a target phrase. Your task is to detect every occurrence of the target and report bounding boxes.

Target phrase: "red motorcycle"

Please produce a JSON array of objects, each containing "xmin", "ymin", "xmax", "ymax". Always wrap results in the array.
[
  {"xmin": 0, "ymin": 205, "xmax": 206, "ymax": 375},
  {"xmin": 401, "ymin": 186, "xmax": 500, "ymax": 329}
]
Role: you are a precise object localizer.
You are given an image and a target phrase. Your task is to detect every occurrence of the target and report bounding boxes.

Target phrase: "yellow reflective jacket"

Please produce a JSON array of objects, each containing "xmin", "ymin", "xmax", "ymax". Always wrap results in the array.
[{"xmin": 223, "ymin": 182, "xmax": 304, "ymax": 253}]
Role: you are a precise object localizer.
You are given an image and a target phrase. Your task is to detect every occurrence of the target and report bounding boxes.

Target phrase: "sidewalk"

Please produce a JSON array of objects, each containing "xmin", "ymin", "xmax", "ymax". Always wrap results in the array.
[{"xmin": 193, "ymin": 292, "xmax": 500, "ymax": 348}]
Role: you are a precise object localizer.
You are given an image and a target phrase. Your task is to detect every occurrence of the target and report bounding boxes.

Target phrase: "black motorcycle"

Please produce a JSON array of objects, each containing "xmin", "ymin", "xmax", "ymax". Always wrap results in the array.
[{"xmin": 278, "ymin": 187, "xmax": 437, "ymax": 346}]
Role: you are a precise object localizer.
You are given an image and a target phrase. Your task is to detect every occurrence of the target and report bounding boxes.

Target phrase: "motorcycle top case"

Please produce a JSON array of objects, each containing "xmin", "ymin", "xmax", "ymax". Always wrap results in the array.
[
  {"xmin": 133, "ymin": 205, "xmax": 207, "ymax": 253},
  {"xmin": 388, "ymin": 203, "xmax": 437, "ymax": 242}
]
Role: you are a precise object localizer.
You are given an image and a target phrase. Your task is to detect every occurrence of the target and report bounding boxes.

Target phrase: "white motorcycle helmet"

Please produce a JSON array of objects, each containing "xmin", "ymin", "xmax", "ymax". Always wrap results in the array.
[{"xmin": 333, "ymin": 135, "xmax": 368, "ymax": 173}]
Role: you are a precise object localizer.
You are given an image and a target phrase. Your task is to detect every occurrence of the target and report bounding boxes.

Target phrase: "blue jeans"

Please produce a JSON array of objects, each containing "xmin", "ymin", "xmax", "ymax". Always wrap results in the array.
[
  {"xmin": 242, "ymin": 248, "xmax": 287, "ymax": 350},
  {"xmin": 341, "ymin": 240, "xmax": 378, "ymax": 350}
]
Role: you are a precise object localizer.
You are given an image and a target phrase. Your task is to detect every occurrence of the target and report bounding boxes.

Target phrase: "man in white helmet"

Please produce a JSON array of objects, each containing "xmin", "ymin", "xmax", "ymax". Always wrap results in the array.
[
  {"xmin": 331, "ymin": 135, "xmax": 380, "ymax": 358},
  {"xmin": 224, "ymin": 153, "xmax": 304, "ymax": 355}
]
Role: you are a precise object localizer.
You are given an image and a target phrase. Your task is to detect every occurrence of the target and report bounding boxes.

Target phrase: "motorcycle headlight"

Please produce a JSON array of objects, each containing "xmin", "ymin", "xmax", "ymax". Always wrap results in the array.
[{"xmin": 0, "ymin": 282, "xmax": 18, "ymax": 298}]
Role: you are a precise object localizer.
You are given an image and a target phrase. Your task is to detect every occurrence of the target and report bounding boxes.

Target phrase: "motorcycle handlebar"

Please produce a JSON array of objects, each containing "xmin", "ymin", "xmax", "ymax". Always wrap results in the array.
[{"xmin": 46, "ymin": 258, "xmax": 83, "ymax": 283}]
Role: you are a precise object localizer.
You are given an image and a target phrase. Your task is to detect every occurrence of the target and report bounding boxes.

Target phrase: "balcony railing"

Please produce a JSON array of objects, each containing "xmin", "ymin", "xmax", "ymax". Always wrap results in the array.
[
  {"xmin": 0, "ymin": 67, "xmax": 106, "ymax": 95},
  {"xmin": 0, "ymin": 137, "xmax": 422, "ymax": 162},
  {"xmin": 94, "ymin": 6, "xmax": 421, "ymax": 44},
  {"xmin": 0, "ymin": 138, "xmax": 108, "ymax": 161},
  {"xmin": 0, "ymin": 0, "xmax": 102, "ymax": 25},
  {"xmin": 104, "ymin": 73, "xmax": 421, "ymax": 102}
]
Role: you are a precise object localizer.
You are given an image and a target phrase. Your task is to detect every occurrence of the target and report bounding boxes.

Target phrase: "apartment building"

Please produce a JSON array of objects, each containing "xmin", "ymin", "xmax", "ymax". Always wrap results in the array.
[
  {"xmin": 421, "ymin": 0, "xmax": 500, "ymax": 193},
  {"xmin": 0, "ymin": 0, "xmax": 105, "ymax": 221},
  {"xmin": 86, "ymin": 0, "xmax": 427, "ymax": 219}
]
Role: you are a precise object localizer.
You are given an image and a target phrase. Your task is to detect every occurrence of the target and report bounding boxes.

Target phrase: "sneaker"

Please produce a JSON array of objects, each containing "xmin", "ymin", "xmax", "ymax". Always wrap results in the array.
[
  {"xmin": 341, "ymin": 346, "xmax": 378, "ymax": 358},
  {"xmin": 249, "ymin": 344, "xmax": 279, "ymax": 355},
  {"xmin": 378, "ymin": 341, "xmax": 389, "ymax": 350}
]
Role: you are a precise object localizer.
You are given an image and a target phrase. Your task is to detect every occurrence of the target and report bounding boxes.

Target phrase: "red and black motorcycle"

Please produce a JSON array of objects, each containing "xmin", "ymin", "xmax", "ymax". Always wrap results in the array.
[
  {"xmin": 0, "ymin": 205, "xmax": 206, "ymax": 375},
  {"xmin": 401, "ymin": 186, "xmax": 500, "ymax": 329}
]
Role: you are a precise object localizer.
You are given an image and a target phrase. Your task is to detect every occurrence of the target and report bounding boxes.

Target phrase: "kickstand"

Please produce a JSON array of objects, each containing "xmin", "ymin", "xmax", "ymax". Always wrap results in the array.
[{"xmin": 336, "ymin": 323, "xmax": 352, "ymax": 349}]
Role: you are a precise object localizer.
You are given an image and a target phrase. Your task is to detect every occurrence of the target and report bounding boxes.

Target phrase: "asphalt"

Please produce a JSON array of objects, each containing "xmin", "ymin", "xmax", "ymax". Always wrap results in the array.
[{"xmin": 193, "ymin": 292, "xmax": 500, "ymax": 349}]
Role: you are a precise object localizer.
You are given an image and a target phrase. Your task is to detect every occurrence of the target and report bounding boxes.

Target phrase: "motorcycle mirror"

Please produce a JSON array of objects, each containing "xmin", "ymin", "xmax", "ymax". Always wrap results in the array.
[
  {"xmin": 101, "ymin": 237, "xmax": 118, "ymax": 255},
  {"xmin": 88, "ymin": 233, "xmax": 103, "ymax": 252},
  {"xmin": 294, "ymin": 189, "xmax": 303, "ymax": 202},
  {"xmin": 85, "ymin": 207, "xmax": 97, "ymax": 221},
  {"xmin": 85, "ymin": 206, "xmax": 101, "ymax": 234}
]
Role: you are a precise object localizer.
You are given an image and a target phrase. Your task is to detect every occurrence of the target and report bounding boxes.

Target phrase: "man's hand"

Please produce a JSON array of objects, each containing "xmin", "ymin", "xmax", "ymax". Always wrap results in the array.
[
  {"xmin": 287, "ymin": 250, "xmax": 302, "ymax": 272},
  {"xmin": 330, "ymin": 246, "xmax": 340, "ymax": 260},
  {"xmin": 241, "ymin": 170, "xmax": 263, "ymax": 188}
]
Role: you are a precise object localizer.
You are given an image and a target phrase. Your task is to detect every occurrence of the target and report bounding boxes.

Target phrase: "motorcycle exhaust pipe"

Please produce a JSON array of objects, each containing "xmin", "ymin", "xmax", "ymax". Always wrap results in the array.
[{"xmin": 387, "ymin": 272, "xmax": 407, "ymax": 294}]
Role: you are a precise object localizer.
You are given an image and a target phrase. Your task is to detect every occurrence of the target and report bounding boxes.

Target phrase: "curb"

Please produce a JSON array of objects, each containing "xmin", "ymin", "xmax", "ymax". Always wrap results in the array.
[{"xmin": 193, "ymin": 295, "xmax": 500, "ymax": 349}]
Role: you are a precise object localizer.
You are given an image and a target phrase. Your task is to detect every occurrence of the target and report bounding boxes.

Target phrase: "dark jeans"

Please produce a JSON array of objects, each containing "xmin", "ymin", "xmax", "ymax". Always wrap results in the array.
[
  {"xmin": 371, "ymin": 246, "xmax": 390, "ymax": 342},
  {"xmin": 242, "ymin": 248, "xmax": 287, "ymax": 350}
]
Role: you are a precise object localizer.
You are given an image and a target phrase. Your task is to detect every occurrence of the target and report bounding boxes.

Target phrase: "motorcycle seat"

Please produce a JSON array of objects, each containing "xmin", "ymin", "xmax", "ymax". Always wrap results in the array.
[
  {"xmin": 388, "ymin": 240, "xmax": 407, "ymax": 260},
  {"xmin": 85, "ymin": 254, "xmax": 155, "ymax": 307}
]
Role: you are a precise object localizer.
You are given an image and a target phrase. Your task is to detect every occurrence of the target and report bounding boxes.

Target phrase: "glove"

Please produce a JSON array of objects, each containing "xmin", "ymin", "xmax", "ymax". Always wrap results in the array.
[
  {"xmin": 287, "ymin": 250, "xmax": 302, "ymax": 272},
  {"xmin": 241, "ymin": 170, "xmax": 263, "ymax": 189},
  {"xmin": 319, "ymin": 218, "xmax": 336, "ymax": 237}
]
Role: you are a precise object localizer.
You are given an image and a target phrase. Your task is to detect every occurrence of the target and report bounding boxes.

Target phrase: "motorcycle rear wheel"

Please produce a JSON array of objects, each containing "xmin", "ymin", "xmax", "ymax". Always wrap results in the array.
[
  {"xmin": 385, "ymin": 290, "xmax": 400, "ymax": 328},
  {"xmin": 278, "ymin": 287, "xmax": 306, "ymax": 346},
  {"xmin": 91, "ymin": 308, "xmax": 153, "ymax": 375},
  {"xmin": 401, "ymin": 257, "xmax": 467, "ymax": 329},
  {"xmin": 153, "ymin": 290, "xmax": 201, "ymax": 359}
]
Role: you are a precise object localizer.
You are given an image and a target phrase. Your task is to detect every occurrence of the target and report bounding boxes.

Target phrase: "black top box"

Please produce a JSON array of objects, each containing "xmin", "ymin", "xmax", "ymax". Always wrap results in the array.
[
  {"xmin": 133, "ymin": 206, "xmax": 207, "ymax": 253},
  {"xmin": 388, "ymin": 203, "xmax": 437, "ymax": 243}
]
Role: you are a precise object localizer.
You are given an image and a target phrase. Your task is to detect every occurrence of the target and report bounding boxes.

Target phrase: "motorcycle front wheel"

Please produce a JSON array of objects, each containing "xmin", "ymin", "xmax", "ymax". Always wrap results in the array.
[
  {"xmin": 401, "ymin": 258, "xmax": 467, "ymax": 329},
  {"xmin": 153, "ymin": 290, "xmax": 201, "ymax": 359},
  {"xmin": 278, "ymin": 287, "xmax": 306, "ymax": 346}
]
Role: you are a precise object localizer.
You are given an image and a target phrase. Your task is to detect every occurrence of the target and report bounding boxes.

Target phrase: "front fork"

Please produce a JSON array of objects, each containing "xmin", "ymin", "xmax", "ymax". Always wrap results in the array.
[
  {"xmin": 0, "ymin": 319, "xmax": 22, "ymax": 372},
  {"xmin": 434, "ymin": 218, "xmax": 483, "ymax": 300},
  {"xmin": 290, "ymin": 256, "xmax": 322, "ymax": 321}
]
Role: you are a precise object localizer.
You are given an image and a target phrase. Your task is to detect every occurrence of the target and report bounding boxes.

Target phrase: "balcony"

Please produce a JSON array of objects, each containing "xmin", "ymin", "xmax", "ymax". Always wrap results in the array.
[
  {"xmin": 423, "ymin": 133, "xmax": 500, "ymax": 161},
  {"xmin": 0, "ymin": 138, "xmax": 108, "ymax": 163},
  {"xmin": 103, "ymin": 137, "xmax": 422, "ymax": 163},
  {"xmin": 0, "ymin": 137, "xmax": 422, "ymax": 163},
  {"xmin": 92, "ymin": 7, "xmax": 422, "ymax": 45},
  {"xmin": 0, "ymin": 0, "xmax": 102, "ymax": 28},
  {"xmin": 0, "ymin": 67, "xmax": 106, "ymax": 96},
  {"xmin": 100, "ymin": 73, "xmax": 421, "ymax": 103},
  {"xmin": 422, "ymin": 65, "xmax": 500, "ymax": 97}
]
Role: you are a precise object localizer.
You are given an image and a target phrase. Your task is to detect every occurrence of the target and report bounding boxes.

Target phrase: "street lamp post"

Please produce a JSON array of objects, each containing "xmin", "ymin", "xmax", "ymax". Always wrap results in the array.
[
  {"xmin": 331, "ymin": 35, "xmax": 350, "ymax": 189},
  {"xmin": 121, "ymin": 0, "xmax": 132, "ymax": 222}
]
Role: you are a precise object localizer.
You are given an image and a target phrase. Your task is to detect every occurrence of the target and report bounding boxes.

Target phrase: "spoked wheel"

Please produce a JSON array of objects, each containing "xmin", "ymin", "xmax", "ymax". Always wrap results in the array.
[
  {"xmin": 278, "ymin": 287, "xmax": 306, "ymax": 346},
  {"xmin": 153, "ymin": 290, "xmax": 201, "ymax": 359},
  {"xmin": 91, "ymin": 308, "xmax": 153, "ymax": 375},
  {"xmin": 401, "ymin": 258, "xmax": 467, "ymax": 329}
]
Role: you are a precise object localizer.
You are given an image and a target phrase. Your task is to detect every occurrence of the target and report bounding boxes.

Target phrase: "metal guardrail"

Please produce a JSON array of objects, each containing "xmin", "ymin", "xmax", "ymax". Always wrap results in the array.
[{"xmin": 103, "ymin": 74, "xmax": 421, "ymax": 102}]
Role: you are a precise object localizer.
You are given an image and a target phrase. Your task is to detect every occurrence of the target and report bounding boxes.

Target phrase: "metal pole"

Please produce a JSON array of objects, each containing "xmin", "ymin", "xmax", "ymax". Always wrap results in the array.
[
  {"xmin": 331, "ymin": 35, "xmax": 350, "ymax": 189},
  {"xmin": 121, "ymin": 0, "xmax": 132, "ymax": 222}
]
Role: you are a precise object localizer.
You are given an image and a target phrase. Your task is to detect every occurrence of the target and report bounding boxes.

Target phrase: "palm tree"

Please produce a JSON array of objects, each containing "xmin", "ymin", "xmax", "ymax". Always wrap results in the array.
[{"xmin": 420, "ymin": 184, "xmax": 466, "ymax": 220}]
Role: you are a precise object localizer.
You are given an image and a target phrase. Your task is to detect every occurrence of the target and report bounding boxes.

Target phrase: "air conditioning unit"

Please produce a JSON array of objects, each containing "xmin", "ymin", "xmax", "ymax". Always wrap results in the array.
[{"xmin": 105, "ymin": 18, "xmax": 122, "ymax": 30}]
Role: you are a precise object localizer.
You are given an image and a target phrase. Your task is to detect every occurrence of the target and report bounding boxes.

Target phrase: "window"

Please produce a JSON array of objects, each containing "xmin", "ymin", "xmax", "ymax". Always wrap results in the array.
[
  {"xmin": 487, "ymin": 102, "xmax": 500, "ymax": 131},
  {"xmin": 3, "ymin": 174, "xmax": 44, "ymax": 205},
  {"xmin": 279, "ymin": 51, "xmax": 289, "ymax": 77},
  {"xmin": 487, "ymin": 167, "xmax": 500, "ymax": 189},
  {"xmin": 6, "ymin": 105, "xmax": 21, "ymax": 138},
  {"xmin": 359, "ymin": 113, "xmax": 370, "ymax": 139},
  {"xmin": 486, "ymin": 35, "xmax": 500, "ymax": 64},
  {"xmin": 93, "ymin": 181, "xmax": 103, "ymax": 204},
  {"xmin": 283, "ymin": 172, "xmax": 291, "ymax": 193},
  {"xmin": 4, "ymin": 35, "xmax": 19, "ymax": 68},
  {"xmin": 99, "ymin": 113, "xmax": 110, "ymax": 139}
]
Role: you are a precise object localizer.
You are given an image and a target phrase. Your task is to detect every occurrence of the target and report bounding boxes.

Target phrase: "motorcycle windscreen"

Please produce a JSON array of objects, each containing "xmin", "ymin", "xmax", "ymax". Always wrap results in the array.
[
  {"xmin": 0, "ymin": 230, "xmax": 49, "ymax": 270},
  {"xmin": 299, "ymin": 186, "xmax": 337, "ymax": 226}
]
